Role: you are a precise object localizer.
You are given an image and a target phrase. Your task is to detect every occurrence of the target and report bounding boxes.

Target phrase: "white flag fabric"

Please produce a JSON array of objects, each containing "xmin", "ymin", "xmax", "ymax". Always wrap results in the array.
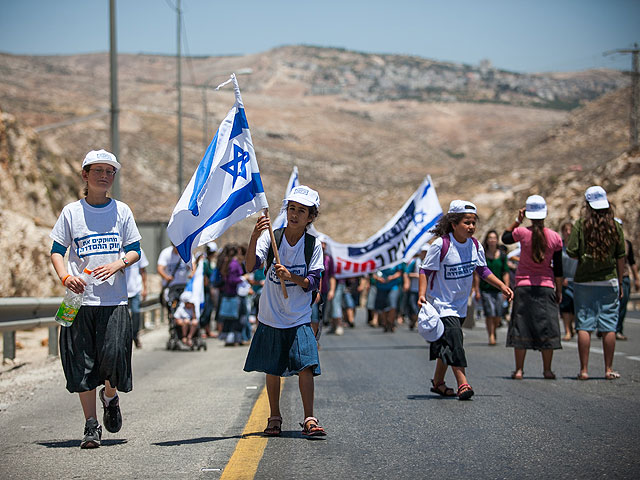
[
  {"xmin": 183, "ymin": 255, "xmax": 205, "ymax": 320},
  {"xmin": 272, "ymin": 166, "xmax": 299, "ymax": 229},
  {"xmin": 323, "ymin": 175, "xmax": 442, "ymax": 279},
  {"xmin": 167, "ymin": 74, "xmax": 268, "ymax": 262}
]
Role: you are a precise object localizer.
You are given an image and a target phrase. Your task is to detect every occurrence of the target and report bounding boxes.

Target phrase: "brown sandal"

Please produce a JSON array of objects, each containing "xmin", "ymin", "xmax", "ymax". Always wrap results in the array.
[
  {"xmin": 300, "ymin": 416, "xmax": 327, "ymax": 437},
  {"xmin": 263, "ymin": 416, "xmax": 282, "ymax": 436},
  {"xmin": 457, "ymin": 383, "xmax": 475, "ymax": 401},
  {"xmin": 430, "ymin": 379, "xmax": 456, "ymax": 397}
]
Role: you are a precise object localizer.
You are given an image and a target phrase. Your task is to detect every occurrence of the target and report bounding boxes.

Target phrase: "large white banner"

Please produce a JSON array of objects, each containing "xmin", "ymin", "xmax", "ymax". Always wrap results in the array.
[{"xmin": 325, "ymin": 175, "xmax": 442, "ymax": 279}]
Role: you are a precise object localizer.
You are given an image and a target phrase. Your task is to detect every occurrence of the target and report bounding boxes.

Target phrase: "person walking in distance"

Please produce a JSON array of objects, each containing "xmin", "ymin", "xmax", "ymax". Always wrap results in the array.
[
  {"xmin": 502, "ymin": 195, "xmax": 564, "ymax": 380},
  {"xmin": 567, "ymin": 187, "xmax": 626, "ymax": 380},
  {"xmin": 419, "ymin": 201, "xmax": 513, "ymax": 400},
  {"xmin": 615, "ymin": 218, "xmax": 639, "ymax": 341},
  {"xmin": 49, "ymin": 149, "xmax": 141, "ymax": 448}
]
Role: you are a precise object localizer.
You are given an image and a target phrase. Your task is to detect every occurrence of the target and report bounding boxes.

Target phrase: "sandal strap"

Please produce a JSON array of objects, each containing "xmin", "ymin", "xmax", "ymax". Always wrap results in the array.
[
  {"xmin": 267, "ymin": 415, "xmax": 282, "ymax": 422},
  {"xmin": 458, "ymin": 383, "xmax": 472, "ymax": 392},
  {"xmin": 302, "ymin": 416, "xmax": 318, "ymax": 427}
]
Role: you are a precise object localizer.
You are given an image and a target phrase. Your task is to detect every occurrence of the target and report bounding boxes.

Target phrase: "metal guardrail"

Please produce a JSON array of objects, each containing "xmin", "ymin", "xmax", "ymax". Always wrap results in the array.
[{"xmin": 0, "ymin": 296, "xmax": 163, "ymax": 362}]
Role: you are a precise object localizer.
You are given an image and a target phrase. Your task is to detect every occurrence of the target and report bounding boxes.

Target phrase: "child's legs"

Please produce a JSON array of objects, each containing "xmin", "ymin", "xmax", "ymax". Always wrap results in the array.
[
  {"xmin": 451, "ymin": 366, "xmax": 468, "ymax": 388},
  {"xmin": 432, "ymin": 358, "xmax": 448, "ymax": 384},
  {"xmin": 514, "ymin": 348, "xmax": 526, "ymax": 373},
  {"xmin": 298, "ymin": 367, "xmax": 314, "ymax": 419},
  {"xmin": 265, "ymin": 374, "xmax": 281, "ymax": 417},
  {"xmin": 79, "ymin": 389, "xmax": 97, "ymax": 420},
  {"xmin": 188, "ymin": 320, "xmax": 198, "ymax": 339}
]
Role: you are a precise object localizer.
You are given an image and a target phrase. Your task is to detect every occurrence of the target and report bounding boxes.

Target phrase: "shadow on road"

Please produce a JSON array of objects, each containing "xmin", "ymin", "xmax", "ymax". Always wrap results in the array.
[
  {"xmin": 320, "ymin": 345, "xmax": 427, "ymax": 352},
  {"xmin": 153, "ymin": 435, "xmax": 242, "ymax": 446},
  {"xmin": 37, "ymin": 439, "xmax": 128, "ymax": 448}
]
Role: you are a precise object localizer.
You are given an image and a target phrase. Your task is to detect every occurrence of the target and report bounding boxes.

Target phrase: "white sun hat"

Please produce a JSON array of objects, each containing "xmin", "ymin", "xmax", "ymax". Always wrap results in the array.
[
  {"xmin": 525, "ymin": 195, "xmax": 547, "ymax": 220},
  {"xmin": 285, "ymin": 185, "xmax": 320, "ymax": 208},
  {"xmin": 82, "ymin": 149, "xmax": 121, "ymax": 171},
  {"xmin": 417, "ymin": 302, "xmax": 444, "ymax": 343},
  {"xmin": 585, "ymin": 186, "xmax": 609, "ymax": 210}
]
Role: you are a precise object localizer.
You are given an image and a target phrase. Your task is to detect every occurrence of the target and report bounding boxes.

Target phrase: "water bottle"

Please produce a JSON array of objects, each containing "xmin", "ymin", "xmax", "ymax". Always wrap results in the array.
[{"xmin": 55, "ymin": 268, "xmax": 94, "ymax": 327}]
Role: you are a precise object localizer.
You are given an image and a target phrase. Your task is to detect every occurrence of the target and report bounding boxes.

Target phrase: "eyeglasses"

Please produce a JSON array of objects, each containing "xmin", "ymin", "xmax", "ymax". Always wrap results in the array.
[{"xmin": 89, "ymin": 168, "xmax": 117, "ymax": 177}]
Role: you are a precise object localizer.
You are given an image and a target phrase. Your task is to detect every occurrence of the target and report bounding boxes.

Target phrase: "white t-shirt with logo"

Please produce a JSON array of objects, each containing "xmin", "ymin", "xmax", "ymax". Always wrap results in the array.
[
  {"xmin": 255, "ymin": 230, "xmax": 324, "ymax": 329},
  {"xmin": 421, "ymin": 233, "xmax": 486, "ymax": 318},
  {"xmin": 125, "ymin": 249, "xmax": 149, "ymax": 298},
  {"xmin": 157, "ymin": 246, "xmax": 192, "ymax": 288},
  {"xmin": 50, "ymin": 198, "xmax": 142, "ymax": 306}
]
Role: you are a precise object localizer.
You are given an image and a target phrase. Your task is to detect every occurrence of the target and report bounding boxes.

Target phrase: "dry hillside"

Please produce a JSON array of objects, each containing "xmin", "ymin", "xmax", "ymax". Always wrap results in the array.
[{"xmin": 0, "ymin": 46, "xmax": 634, "ymax": 296}]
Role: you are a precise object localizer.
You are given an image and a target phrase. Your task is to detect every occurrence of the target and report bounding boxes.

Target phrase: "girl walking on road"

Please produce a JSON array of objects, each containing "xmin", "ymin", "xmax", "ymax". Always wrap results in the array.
[
  {"xmin": 566, "ymin": 186, "xmax": 625, "ymax": 380},
  {"xmin": 49, "ymin": 150, "xmax": 141, "ymax": 448},
  {"xmin": 243, "ymin": 186, "xmax": 327, "ymax": 437},
  {"xmin": 502, "ymin": 195, "xmax": 563, "ymax": 380},
  {"xmin": 419, "ymin": 200, "xmax": 513, "ymax": 400}
]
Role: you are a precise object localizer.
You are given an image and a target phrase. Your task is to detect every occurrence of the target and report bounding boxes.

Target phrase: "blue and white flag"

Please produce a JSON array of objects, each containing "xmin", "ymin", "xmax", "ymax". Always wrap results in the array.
[
  {"xmin": 167, "ymin": 74, "xmax": 268, "ymax": 262},
  {"xmin": 323, "ymin": 175, "xmax": 442, "ymax": 278},
  {"xmin": 272, "ymin": 166, "xmax": 299, "ymax": 230}
]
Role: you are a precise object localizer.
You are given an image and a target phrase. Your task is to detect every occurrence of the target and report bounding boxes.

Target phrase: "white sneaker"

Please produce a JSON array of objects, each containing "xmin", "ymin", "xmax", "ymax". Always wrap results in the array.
[{"xmin": 335, "ymin": 326, "xmax": 344, "ymax": 336}]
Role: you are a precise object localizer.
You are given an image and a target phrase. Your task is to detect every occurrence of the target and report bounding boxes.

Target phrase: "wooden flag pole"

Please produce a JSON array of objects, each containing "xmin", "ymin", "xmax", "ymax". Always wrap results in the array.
[{"xmin": 263, "ymin": 208, "xmax": 288, "ymax": 299}]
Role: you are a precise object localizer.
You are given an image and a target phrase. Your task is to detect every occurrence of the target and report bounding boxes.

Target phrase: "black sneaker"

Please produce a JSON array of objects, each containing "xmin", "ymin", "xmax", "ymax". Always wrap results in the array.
[
  {"xmin": 80, "ymin": 417, "xmax": 102, "ymax": 449},
  {"xmin": 99, "ymin": 387, "xmax": 122, "ymax": 433}
]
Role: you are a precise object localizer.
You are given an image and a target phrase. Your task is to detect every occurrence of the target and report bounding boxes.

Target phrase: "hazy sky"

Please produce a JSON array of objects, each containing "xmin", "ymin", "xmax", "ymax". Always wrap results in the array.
[{"xmin": 0, "ymin": 0, "xmax": 638, "ymax": 73}]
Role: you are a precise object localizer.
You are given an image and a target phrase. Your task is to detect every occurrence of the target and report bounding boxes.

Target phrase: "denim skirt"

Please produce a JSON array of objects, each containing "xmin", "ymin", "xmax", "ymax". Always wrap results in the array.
[{"xmin": 243, "ymin": 322, "xmax": 321, "ymax": 377}]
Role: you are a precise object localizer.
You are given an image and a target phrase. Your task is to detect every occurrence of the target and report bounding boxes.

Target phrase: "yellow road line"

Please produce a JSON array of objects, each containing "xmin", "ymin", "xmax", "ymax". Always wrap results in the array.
[{"xmin": 220, "ymin": 378, "xmax": 282, "ymax": 480}]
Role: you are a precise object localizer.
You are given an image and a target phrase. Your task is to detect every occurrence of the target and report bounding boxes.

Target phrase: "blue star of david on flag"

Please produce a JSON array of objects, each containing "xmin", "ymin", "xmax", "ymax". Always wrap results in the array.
[{"xmin": 221, "ymin": 144, "xmax": 251, "ymax": 187}]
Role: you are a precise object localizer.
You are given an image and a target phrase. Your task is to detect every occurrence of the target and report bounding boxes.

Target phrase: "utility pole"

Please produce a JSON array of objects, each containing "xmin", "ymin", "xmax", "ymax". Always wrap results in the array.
[
  {"xmin": 605, "ymin": 43, "xmax": 640, "ymax": 151},
  {"xmin": 176, "ymin": 0, "xmax": 184, "ymax": 196},
  {"xmin": 109, "ymin": 0, "xmax": 120, "ymax": 198}
]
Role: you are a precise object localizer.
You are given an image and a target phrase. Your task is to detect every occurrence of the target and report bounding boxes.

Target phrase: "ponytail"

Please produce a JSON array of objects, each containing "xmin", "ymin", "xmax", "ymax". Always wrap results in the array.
[{"xmin": 530, "ymin": 220, "xmax": 546, "ymax": 264}]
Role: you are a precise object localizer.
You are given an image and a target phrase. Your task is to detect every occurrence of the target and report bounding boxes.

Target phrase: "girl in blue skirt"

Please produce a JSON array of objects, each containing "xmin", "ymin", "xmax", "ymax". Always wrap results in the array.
[{"xmin": 244, "ymin": 185, "xmax": 327, "ymax": 437}]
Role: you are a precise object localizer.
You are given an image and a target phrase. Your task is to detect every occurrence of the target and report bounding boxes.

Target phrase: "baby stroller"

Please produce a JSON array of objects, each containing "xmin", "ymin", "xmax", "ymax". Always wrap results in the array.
[{"xmin": 165, "ymin": 285, "xmax": 207, "ymax": 351}]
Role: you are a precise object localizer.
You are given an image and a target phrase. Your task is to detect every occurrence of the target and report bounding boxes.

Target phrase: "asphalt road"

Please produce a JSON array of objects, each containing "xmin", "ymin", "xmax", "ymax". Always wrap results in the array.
[{"xmin": 1, "ymin": 309, "xmax": 639, "ymax": 479}]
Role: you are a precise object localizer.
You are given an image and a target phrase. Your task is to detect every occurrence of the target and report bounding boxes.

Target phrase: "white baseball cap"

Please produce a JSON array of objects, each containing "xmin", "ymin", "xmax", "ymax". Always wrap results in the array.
[
  {"xmin": 285, "ymin": 185, "xmax": 320, "ymax": 208},
  {"xmin": 448, "ymin": 200, "xmax": 477, "ymax": 215},
  {"xmin": 82, "ymin": 149, "xmax": 121, "ymax": 171},
  {"xmin": 585, "ymin": 186, "xmax": 609, "ymax": 210},
  {"xmin": 206, "ymin": 241, "xmax": 218, "ymax": 252},
  {"xmin": 525, "ymin": 195, "xmax": 547, "ymax": 219},
  {"xmin": 417, "ymin": 302, "xmax": 444, "ymax": 343}
]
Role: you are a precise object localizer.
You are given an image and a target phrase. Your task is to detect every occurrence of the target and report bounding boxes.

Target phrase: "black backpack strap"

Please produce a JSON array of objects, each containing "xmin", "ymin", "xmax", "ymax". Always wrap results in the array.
[
  {"xmin": 265, "ymin": 227, "xmax": 285, "ymax": 272},
  {"xmin": 304, "ymin": 233, "xmax": 315, "ymax": 270}
]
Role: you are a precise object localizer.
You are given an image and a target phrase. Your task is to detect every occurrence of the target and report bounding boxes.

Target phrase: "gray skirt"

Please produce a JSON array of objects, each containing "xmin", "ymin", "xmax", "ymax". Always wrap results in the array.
[
  {"xmin": 506, "ymin": 286, "xmax": 562, "ymax": 350},
  {"xmin": 59, "ymin": 305, "xmax": 134, "ymax": 393}
]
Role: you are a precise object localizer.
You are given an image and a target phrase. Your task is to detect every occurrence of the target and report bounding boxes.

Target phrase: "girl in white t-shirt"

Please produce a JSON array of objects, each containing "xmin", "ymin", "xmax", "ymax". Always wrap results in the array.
[
  {"xmin": 419, "ymin": 200, "xmax": 513, "ymax": 400},
  {"xmin": 243, "ymin": 185, "xmax": 327, "ymax": 437},
  {"xmin": 50, "ymin": 150, "xmax": 141, "ymax": 449}
]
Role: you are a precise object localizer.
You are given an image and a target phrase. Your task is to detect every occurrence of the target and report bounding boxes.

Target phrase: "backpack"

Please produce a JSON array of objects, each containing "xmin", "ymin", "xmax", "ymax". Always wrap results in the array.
[
  {"xmin": 439, "ymin": 234, "xmax": 479, "ymax": 262},
  {"xmin": 265, "ymin": 227, "xmax": 319, "ymax": 304}
]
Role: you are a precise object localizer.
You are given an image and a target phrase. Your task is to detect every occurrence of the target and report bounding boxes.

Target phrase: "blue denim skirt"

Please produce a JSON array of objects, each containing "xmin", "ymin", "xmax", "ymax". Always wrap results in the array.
[{"xmin": 243, "ymin": 322, "xmax": 321, "ymax": 377}]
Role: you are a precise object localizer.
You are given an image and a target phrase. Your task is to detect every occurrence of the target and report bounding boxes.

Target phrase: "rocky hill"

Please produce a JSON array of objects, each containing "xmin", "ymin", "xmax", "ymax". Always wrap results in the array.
[{"xmin": 0, "ymin": 46, "xmax": 635, "ymax": 296}]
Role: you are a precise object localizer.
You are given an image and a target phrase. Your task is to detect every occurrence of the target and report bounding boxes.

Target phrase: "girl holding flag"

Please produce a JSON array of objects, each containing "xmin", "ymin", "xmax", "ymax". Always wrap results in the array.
[{"xmin": 243, "ymin": 185, "xmax": 327, "ymax": 437}]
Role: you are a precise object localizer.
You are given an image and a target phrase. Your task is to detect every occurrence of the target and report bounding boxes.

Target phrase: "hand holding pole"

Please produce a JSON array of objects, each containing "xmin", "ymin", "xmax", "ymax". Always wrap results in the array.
[{"xmin": 263, "ymin": 208, "xmax": 288, "ymax": 299}]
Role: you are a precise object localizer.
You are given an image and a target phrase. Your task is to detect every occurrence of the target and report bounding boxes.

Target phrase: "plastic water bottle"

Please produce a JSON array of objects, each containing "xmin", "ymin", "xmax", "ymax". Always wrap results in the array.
[{"xmin": 55, "ymin": 268, "xmax": 94, "ymax": 327}]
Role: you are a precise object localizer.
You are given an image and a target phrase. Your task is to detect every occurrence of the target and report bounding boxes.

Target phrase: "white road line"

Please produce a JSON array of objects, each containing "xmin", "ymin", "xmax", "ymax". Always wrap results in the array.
[
  {"xmin": 626, "ymin": 356, "xmax": 640, "ymax": 362},
  {"xmin": 561, "ymin": 342, "xmax": 625, "ymax": 356}
]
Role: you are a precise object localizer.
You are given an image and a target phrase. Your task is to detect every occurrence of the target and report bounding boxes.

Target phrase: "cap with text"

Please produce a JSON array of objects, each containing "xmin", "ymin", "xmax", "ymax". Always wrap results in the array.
[
  {"xmin": 525, "ymin": 195, "xmax": 547, "ymax": 220},
  {"xmin": 448, "ymin": 200, "xmax": 477, "ymax": 215},
  {"xmin": 82, "ymin": 149, "xmax": 121, "ymax": 171},
  {"xmin": 285, "ymin": 185, "xmax": 320, "ymax": 208},
  {"xmin": 585, "ymin": 186, "xmax": 609, "ymax": 210}
]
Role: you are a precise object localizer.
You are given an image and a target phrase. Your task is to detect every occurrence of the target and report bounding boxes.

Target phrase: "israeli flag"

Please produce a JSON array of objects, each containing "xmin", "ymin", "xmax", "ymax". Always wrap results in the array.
[
  {"xmin": 167, "ymin": 74, "xmax": 268, "ymax": 262},
  {"xmin": 272, "ymin": 166, "xmax": 299, "ymax": 229}
]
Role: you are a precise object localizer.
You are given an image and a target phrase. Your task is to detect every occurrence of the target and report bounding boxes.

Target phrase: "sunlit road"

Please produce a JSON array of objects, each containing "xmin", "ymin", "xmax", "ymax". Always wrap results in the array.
[{"xmin": 1, "ymin": 309, "xmax": 639, "ymax": 479}]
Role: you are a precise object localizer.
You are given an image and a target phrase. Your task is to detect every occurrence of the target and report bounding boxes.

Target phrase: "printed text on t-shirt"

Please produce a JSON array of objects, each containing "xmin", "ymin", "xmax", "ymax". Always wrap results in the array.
[{"xmin": 444, "ymin": 261, "xmax": 476, "ymax": 280}]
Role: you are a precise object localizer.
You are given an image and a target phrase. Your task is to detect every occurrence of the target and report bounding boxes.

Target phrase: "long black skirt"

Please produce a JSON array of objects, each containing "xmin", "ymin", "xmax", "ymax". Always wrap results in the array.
[
  {"xmin": 506, "ymin": 286, "xmax": 562, "ymax": 351},
  {"xmin": 59, "ymin": 305, "xmax": 133, "ymax": 393}
]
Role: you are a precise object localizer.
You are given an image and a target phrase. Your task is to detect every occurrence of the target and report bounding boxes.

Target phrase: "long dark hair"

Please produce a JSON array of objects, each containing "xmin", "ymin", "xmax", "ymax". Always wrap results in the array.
[
  {"xmin": 530, "ymin": 219, "xmax": 547, "ymax": 264},
  {"xmin": 218, "ymin": 244, "xmax": 239, "ymax": 278},
  {"xmin": 482, "ymin": 230, "xmax": 500, "ymax": 252},
  {"xmin": 430, "ymin": 212, "xmax": 466, "ymax": 237},
  {"xmin": 583, "ymin": 202, "xmax": 619, "ymax": 262}
]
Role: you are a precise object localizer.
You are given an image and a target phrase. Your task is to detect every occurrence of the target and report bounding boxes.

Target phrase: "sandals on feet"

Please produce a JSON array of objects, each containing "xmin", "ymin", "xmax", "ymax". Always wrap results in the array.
[
  {"xmin": 577, "ymin": 372, "xmax": 589, "ymax": 381},
  {"xmin": 263, "ymin": 416, "xmax": 282, "ymax": 436},
  {"xmin": 430, "ymin": 379, "xmax": 456, "ymax": 397},
  {"xmin": 605, "ymin": 371, "xmax": 621, "ymax": 380},
  {"xmin": 543, "ymin": 370, "xmax": 556, "ymax": 380},
  {"xmin": 511, "ymin": 370, "xmax": 524, "ymax": 380},
  {"xmin": 300, "ymin": 417, "xmax": 327, "ymax": 437},
  {"xmin": 457, "ymin": 383, "xmax": 474, "ymax": 401}
]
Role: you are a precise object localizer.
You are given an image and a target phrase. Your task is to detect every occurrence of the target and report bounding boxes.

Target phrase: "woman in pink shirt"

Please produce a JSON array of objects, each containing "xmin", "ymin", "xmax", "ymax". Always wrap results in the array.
[{"xmin": 502, "ymin": 195, "xmax": 564, "ymax": 380}]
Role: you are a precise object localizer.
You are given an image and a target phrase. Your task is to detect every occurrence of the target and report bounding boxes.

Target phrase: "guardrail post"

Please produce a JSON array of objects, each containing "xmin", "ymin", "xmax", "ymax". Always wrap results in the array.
[
  {"xmin": 3, "ymin": 331, "xmax": 16, "ymax": 362},
  {"xmin": 48, "ymin": 326, "xmax": 59, "ymax": 357}
]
